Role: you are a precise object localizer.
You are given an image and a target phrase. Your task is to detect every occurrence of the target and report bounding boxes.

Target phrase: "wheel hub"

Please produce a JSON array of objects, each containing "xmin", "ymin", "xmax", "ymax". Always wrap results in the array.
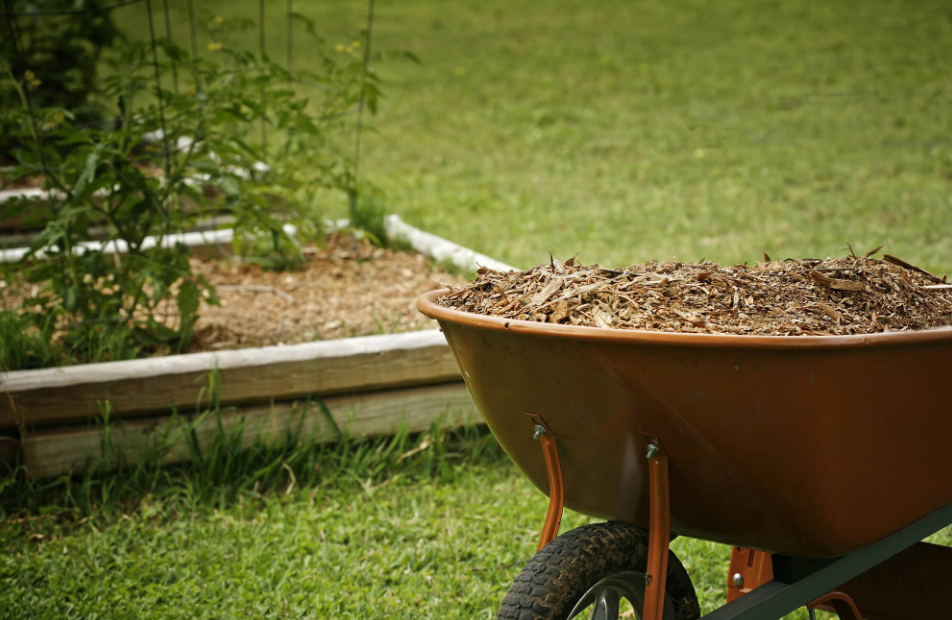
[{"xmin": 568, "ymin": 571, "xmax": 645, "ymax": 620}]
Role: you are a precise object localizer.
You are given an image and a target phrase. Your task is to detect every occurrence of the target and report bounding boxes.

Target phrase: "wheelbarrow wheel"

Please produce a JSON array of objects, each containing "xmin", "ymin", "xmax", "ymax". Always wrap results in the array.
[{"xmin": 498, "ymin": 522, "xmax": 700, "ymax": 620}]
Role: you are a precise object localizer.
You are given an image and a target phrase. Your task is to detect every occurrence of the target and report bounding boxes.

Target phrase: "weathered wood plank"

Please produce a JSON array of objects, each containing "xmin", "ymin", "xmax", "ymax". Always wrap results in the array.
[
  {"xmin": 0, "ymin": 330, "xmax": 461, "ymax": 429},
  {"xmin": 20, "ymin": 382, "xmax": 481, "ymax": 478}
]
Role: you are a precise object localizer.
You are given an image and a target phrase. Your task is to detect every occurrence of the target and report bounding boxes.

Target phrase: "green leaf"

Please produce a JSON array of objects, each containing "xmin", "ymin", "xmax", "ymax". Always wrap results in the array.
[
  {"xmin": 24, "ymin": 262, "xmax": 60, "ymax": 284},
  {"xmin": 63, "ymin": 285, "xmax": 79, "ymax": 312},
  {"xmin": 365, "ymin": 84, "xmax": 381, "ymax": 115},
  {"xmin": 131, "ymin": 326, "xmax": 164, "ymax": 347},
  {"xmin": 73, "ymin": 147, "xmax": 101, "ymax": 197},
  {"xmin": 0, "ymin": 197, "xmax": 36, "ymax": 221},
  {"xmin": 219, "ymin": 176, "xmax": 241, "ymax": 198},
  {"xmin": 198, "ymin": 274, "xmax": 220, "ymax": 306},
  {"xmin": 176, "ymin": 280, "xmax": 201, "ymax": 318},
  {"xmin": 294, "ymin": 112, "xmax": 321, "ymax": 135}
]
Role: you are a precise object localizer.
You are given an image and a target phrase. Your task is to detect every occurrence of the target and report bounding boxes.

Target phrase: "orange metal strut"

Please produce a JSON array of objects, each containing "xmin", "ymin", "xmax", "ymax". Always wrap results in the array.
[
  {"xmin": 807, "ymin": 591, "xmax": 862, "ymax": 620},
  {"xmin": 642, "ymin": 441, "xmax": 670, "ymax": 620},
  {"xmin": 726, "ymin": 547, "xmax": 774, "ymax": 603},
  {"xmin": 535, "ymin": 426, "xmax": 564, "ymax": 552}
]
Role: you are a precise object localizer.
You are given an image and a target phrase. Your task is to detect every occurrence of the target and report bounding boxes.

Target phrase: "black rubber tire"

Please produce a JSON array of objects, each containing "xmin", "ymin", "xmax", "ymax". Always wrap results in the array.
[{"xmin": 497, "ymin": 522, "xmax": 700, "ymax": 620}]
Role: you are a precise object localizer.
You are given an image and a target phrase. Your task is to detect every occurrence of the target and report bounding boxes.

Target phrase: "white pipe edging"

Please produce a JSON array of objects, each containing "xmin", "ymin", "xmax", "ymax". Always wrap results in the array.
[
  {"xmin": 384, "ymin": 214, "xmax": 518, "ymax": 273},
  {"xmin": 0, "ymin": 224, "xmax": 296, "ymax": 263},
  {"xmin": 0, "ymin": 187, "xmax": 61, "ymax": 203}
]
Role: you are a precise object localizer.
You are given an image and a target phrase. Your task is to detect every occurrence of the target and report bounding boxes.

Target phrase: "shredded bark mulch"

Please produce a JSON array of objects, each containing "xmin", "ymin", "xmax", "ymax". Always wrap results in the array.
[
  {"xmin": 438, "ymin": 251, "xmax": 952, "ymax": 336},
  {"xmin": 186, "ymin": 233, "xmax": 462, "ymax": 350}
]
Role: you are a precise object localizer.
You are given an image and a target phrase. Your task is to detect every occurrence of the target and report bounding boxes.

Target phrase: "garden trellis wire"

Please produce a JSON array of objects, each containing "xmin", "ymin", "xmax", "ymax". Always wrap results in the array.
[
  {"xmin": 2, "ymin": 0, "xmax": 376, "ymax": 216},
  {"xmin": 1, "ymin": 0, "xmax": 380, "ymax": 363}
]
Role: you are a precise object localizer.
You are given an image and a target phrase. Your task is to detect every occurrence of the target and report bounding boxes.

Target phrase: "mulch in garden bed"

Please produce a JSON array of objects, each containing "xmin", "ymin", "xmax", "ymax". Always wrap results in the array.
[
  {"xmin": 438, "ymin": 250, "xmax": 952, "ymax": 336},
  {"xmin": 0, "ymin": 231, "xmax": 462, "ymax": 356},
  {"xmin": 186, "ymin": 232, "xmax": 463, "ymax": 350}
]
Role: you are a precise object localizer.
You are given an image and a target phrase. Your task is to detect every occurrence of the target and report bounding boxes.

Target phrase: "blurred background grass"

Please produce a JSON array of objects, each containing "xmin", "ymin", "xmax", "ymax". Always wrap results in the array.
[{"xmin": 139, "ymin": 0, "xmax": 952, "ymax": 271}]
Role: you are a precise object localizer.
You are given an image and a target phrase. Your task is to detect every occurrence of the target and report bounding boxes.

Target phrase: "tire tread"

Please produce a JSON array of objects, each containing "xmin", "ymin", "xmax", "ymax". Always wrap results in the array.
[{"xmin": 497, "ymin": 522, "xmax": 700, "ymax": 620}]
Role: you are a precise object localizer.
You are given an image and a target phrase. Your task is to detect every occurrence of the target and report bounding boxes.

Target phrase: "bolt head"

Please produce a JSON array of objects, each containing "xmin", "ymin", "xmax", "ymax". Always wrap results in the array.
[
  {"xmin": 532, "ymin": 424, "xmax": 546, "ymax": 441},
  {"xmin": 645, "ymin": 442, "xmax": 660, "ymax": 460},
  {"xmin": 732, "ymin": 573, "xmax": 745, "ymax": 587}
]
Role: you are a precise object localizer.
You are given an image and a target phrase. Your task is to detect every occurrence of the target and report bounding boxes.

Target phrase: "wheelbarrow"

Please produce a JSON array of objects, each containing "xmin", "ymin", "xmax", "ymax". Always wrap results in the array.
[{"xmin": 418, "ymin": 289, "xmax": 952, "ymax": 620}]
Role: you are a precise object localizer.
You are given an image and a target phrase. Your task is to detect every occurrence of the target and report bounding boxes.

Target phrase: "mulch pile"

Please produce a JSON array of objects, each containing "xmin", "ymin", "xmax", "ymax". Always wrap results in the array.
[{"xmin": 438, "ymin": 251, "xmax": 952, "ymax": 336}]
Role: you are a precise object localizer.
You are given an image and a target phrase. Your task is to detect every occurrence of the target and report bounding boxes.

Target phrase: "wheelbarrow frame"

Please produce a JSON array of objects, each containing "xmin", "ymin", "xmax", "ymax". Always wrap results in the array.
[{"xmin": 534, "ymin": 426, "xmax": 952, "ymax": 619}]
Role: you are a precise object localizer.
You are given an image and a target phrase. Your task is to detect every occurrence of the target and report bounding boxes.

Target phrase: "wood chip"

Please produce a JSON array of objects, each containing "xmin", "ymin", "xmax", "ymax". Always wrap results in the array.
[
  {"xmin": 531, "ymin": 277, "xmax": 563, "ymax": 306},
  {"xmin": 809, "ymin": 270, "xmax": 867, "ymax": 292},
  {"xmin": 883, "ymin": 254, "xmax": 942, "ymax": 283},
  {"xmin": 593, "ymin": 309, "xmax": 613, "ymax": 329},
  {"xmin": 438, "ymin": 253, "xmax": 952, "ymax": 336},
  {"xmin": 550, "ymin": 300, "xmax": 570, "ymax": 323},
  {"xmin": 817, "ymin": 302, "xmax": 842, "ymax": 321}
]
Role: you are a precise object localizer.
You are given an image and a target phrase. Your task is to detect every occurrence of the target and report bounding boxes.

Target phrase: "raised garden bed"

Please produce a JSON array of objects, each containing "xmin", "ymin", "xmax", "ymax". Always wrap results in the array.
[{"xmin": 0, "ymin": 215, "xmax": 517, "ymax": 477}]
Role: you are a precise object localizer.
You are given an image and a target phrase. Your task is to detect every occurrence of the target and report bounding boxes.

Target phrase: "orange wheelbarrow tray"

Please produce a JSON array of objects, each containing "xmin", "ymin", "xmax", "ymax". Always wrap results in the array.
[{"xmin": 419, "ymin": 289, "xmax": 952, "ymax": 620}]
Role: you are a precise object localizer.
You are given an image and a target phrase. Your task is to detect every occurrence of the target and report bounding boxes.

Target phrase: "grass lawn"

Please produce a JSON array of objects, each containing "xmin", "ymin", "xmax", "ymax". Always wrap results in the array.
[
  {"xmin": 3, "ymin": 428, "xmax": 950, "ymax": 619},
  {"xmin": 3, "ymin": 446, "xmax": 560, "ymax": 620},
  {"xmin": 6, "ymin": 0, "xmax": 952, "ymax": 617}
]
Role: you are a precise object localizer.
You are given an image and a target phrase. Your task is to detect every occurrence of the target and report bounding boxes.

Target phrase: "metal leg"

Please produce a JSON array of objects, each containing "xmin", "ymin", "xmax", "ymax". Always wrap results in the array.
[
  {"xmin": 643, "ymin": 441, "xmax": 670, "ymax": 620},
  {"xmin": 808, "ymin": 609, "xmax": 817, "ymax": 620},
  {"xmin": 532, "ymin": 423, "xmax": 564, "ymax": 552}
]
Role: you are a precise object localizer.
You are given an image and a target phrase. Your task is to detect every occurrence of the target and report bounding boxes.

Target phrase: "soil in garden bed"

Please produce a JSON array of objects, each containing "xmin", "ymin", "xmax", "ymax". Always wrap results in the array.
[
  {"xmin": 1, "ymin": 232, "xmax": 463, "ymax": 357},
  {"xmin": 186, "ymin": 233, "xmax": 463, "ymax": 350},
  {"xmin": 439, "ymin": 251, "xmax": 952, "ymax": 336}
]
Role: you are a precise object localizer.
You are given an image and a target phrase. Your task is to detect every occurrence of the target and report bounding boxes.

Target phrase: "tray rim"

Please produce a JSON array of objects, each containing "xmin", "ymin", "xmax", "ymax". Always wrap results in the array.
[{"xmin": 418, "ymin": 289, "xmax": 952, "ymax": 350}]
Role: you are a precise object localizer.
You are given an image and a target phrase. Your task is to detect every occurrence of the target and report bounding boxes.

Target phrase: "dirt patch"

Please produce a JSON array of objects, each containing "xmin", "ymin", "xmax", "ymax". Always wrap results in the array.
[
  {"xmin": 439, "ymin": 252, "xmax": 952, "ymax": 336},
  {"xmin": 187, "ymin": 233, "xmax": 462, "ymax": 350},
  {"xmin": 0, "ymin": 175, "xmax": 44, "ymax": 191}
]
